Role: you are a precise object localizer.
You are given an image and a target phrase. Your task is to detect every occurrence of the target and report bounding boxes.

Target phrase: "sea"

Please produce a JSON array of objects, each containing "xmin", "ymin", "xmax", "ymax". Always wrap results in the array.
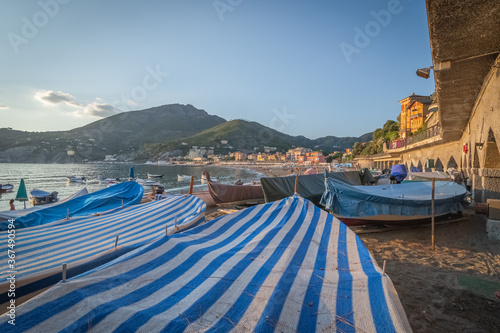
[{"xmin": 0, "ymin": 163, "xmax": 266, "ymax": 211}]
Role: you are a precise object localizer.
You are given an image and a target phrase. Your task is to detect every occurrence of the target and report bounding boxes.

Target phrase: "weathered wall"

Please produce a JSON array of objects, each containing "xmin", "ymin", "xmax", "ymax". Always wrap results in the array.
[
  {"xmin": 399, "ymin": 141, "xmax": 461, "ymax": 172},
  {"xmin": 460, "ymin": 56, "xmax": 500, "ymax": 202}
]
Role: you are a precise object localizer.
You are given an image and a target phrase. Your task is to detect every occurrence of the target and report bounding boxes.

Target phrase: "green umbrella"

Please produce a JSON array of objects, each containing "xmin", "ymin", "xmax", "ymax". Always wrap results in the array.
[{"xmin": 15, "ymin": 178, "xmax": 28, "ymax": 209}]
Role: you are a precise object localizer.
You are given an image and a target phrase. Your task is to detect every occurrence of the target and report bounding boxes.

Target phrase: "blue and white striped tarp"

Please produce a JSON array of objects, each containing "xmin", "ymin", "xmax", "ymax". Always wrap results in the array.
[
  {"xmin": 1, "ymin": 196, "xmax": 411, "ymax": 332},
  {"xmin": 0, "ymin": 195, "xmax": 205, "ymax": 308}
]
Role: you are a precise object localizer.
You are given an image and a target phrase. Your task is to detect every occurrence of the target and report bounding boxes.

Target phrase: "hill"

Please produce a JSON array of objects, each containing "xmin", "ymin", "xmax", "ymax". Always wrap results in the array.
[
  {"xmin": 0, "ymin": 104, "xmax": 225, "ymax": 163},
  {"xmin": 141, "ymin": 119, "xmax": 372, "ymax": 159}
]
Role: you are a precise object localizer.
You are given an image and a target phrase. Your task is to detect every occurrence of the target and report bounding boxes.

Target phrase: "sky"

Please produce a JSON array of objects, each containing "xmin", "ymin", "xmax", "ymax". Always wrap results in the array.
[{"xmin": 0, "ymin": 0, "xmax": 435, "ymax": 139}]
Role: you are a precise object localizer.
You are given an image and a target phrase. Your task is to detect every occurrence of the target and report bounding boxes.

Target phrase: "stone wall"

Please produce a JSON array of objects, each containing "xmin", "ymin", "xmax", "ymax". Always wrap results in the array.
[{"xmin": 459, "ymin": 56, "xmax": 500, "ymax": 202}]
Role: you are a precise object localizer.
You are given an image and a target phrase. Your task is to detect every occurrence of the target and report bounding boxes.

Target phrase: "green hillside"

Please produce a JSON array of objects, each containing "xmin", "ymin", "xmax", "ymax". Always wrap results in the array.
[{"xmin": 142, "ymin": 119, "xmax": 371, "ymax": 159}]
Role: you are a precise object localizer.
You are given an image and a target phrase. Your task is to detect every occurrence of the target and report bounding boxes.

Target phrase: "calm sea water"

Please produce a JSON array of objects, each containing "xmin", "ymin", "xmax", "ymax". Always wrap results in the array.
[{"xmin": 0, "ymin": 163, "xmax": 266, "ymax": 210}]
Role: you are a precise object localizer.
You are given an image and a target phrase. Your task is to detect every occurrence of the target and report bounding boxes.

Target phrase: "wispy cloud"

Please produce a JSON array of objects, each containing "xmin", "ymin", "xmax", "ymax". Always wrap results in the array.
[
  {"xmin": 34, "ymin": 90, "xmax": 82, "ymax": 107},
  {"xmin": 0, "ymin": 104, "xmax": 8, "ymax": 109},
  {"xmin": 83, "ymin": 102, "xmax": 120, "ymax": 117},
  {"xmin": 34, "ymin": 90, "xmax": 121, "ymax": 119}
]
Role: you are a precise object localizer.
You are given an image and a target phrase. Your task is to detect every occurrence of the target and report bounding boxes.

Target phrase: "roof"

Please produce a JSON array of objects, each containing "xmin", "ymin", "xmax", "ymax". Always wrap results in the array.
[{"xmin": 426, "ymin": 0, "xmax": 500, "ymax": 142}]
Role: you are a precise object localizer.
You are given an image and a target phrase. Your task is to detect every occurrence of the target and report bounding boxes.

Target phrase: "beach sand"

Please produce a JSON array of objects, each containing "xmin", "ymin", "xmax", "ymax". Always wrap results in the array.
[
  {"xmin": 207, "ymin": 164, "xmax": 500, "ymax": 332},
  {"xmin": 360, "ymin": 213, "xmax": 500, "ymax": 332}
]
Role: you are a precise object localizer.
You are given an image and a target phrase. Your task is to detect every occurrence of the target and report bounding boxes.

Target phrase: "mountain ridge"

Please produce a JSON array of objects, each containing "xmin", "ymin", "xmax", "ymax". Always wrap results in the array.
[{"xmin": 0, "ymin": 104, "xmax": 372, "ymax": 163}]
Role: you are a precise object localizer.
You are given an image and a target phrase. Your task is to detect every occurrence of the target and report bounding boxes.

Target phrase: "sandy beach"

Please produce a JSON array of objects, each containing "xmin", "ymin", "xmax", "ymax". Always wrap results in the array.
[{"xmin": 208, "ymin": 164, "xmax": 500, "ymax": 332}]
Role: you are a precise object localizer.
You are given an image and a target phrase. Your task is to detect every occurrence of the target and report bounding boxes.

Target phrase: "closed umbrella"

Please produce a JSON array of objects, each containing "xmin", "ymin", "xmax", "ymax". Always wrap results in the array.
[
  {"xmin": 15, "ymin": 178, "xmax": 28, "ymax": 209},
  {"xmin": 129, "ymin": 166, "xmax": 134, "ymax": 180}
]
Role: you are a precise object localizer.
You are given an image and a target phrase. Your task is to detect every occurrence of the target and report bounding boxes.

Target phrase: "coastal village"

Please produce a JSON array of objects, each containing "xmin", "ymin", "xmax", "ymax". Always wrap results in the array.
[{"xmin": 1, "ymin": 1, "xmax": 500, "ymax": 333}]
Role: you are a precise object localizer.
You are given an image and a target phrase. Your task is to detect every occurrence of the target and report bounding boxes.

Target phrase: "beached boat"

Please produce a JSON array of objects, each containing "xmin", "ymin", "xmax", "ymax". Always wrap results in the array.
[
  {"xmin": 260, "ymin": 170, "xmax": 369, "ymax": 205},
  {"xmin": 0, "ymin": 196, "xmax": 411, "ymax": 332},
  {"xmin": 207, "ymin": 181, "xmax": 264, "ymax": 206},
  {"xmin": 0, "ymin": 184, "xmax": 13, "ymax": 193},
  {"xmin": 66, "ymin": 176, "xmax": 86, "ymax": 183},
  {"xmin": 0, "ymin": 188, "xmax": 88, "ymax": 223},
  {"xmin": 29, "ymin": 189, "xmax": 59, "ymax": 206},
  {"xmin": 147, "ymin": 173, "xmax": 164, "ymax": 178},
  {"xmin": 320, "ymin": 177, "xmax": 467, "ymax": 226},
  {"xmin": 177, "ymin": 174, "xmax": 192, "ymax": 181},
  {"xmin": 5, "ymin": 181, "xmax": 144, "ymax": 231},
  {"xmin": 0, "ymin": 195, "xmax": 206, "ymax": 309}
]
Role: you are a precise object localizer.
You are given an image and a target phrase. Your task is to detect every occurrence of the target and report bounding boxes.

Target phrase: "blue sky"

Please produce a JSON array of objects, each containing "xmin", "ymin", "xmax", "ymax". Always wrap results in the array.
[{"xmin": 0, "ymin": 0, "xmax": 435, "ymax": 139}]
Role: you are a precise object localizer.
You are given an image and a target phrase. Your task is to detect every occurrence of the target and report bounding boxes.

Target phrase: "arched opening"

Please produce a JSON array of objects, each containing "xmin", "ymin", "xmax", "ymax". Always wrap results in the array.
[
  {"xmin": 484, "ymin": 128, "xmax": 500, "ymax": 168},
  {"xmin": 434, "ymin": 158, "xmax": 443, "ymax": 171},
  {"xmin": 446, "ymin": 156, "xmax": 458, "ymax": 170}
]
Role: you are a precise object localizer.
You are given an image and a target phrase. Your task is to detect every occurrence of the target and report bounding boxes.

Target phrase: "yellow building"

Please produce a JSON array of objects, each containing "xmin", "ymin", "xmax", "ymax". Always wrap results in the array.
[{"xmin": 398, "ymin": 93, "xmax": 433, "ymax": 138}]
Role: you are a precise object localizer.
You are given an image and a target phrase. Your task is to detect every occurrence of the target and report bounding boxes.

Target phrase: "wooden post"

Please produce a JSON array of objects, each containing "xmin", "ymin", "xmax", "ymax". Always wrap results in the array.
[
  {"xmin": 114, "ymin": 234, "xmax": 119, "ymax": 248},
  {"xmin": 189, "ymin": 176, "xmax": 195, "ymax": 194},
  {"xmin": 294, "ymin": 175, "xmax": 298, "ymax": 194},
  {"xmin": 62, "ymin": 263, "xmax": 67, "ymax": 282},
  {"xmin": 382, "ymin": 260, "xmax": 386, "ymax": 275},
  {"xmin": 121, "ymin": 199, "xmax": 124, "ymax": 208},
  {"xmin": 66, "ymin": 208, "xmax": 70, "ymax": 220},
  {"xmin": 431, "ymin": 178, "xmax": 436, "ymax": 251}
]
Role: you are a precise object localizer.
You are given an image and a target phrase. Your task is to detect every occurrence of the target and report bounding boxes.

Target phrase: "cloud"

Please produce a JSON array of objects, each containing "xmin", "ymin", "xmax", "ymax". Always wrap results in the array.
[
  {"xmin": 34, "ymin": 90, "xmax": 82, "ymax": 107},
  {"xmin": 83, "ymin": 102, "xmax": 120, "ymax": 117},
  {"xmin": 0, "ymin": 104, "xmax": 8, "ymax": 109}
]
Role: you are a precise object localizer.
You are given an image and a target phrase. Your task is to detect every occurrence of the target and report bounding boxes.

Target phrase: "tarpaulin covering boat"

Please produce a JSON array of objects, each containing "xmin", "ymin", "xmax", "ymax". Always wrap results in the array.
[
  {"xmin": 0, "ymin": 195, "xmax": 206, "ymax": 308},
  {"xmin": 1, "ymin": 181, "xmax": 144, "ymax": 231},
  {"xmin": 0, "ymin": 188, "xmax": 89, "ymax": 223},
  {"xmin": 261, "ymin": 170, "xmax": 367, "ymax": 205},
  {"xmin": 321, "ymin": 178, "xmax": 467, "ymax": 226},
  {"xmin": 207, "ymin": 181, "xmax": 264, "ymax": 205},
  {"xmin": 0, "ymin": 196, "xmax": 411, "ymax": 332}
]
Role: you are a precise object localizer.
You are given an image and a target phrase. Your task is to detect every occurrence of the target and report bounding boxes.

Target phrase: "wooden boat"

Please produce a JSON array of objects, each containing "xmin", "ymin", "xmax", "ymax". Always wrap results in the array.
[
  {"xmin": 66, "ymin": 176, "xmax": 86, "ymax": 183},
  {"xmin": 29, "ymin": 189, "xmax": 59, "ymax": 206},
  {"xmin": 0, "ymin": 184, "xmax": 13, "ymax": 193}
]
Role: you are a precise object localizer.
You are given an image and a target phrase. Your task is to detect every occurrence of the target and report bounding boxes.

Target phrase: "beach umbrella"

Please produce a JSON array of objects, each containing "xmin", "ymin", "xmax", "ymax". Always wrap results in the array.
[
  {"xmin": 129, "ymin": 166, "xmax": 134, "ymax": 180},
  {"xmin": 15, "ymin": 178, "xmax": 28, "ymax": 209}
]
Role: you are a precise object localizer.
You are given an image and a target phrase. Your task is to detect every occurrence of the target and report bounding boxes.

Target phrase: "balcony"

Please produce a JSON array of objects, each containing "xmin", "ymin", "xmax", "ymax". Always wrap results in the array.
[{"xmin": 387, "ymin": 124, "xmax": 441, "ymax": 150}]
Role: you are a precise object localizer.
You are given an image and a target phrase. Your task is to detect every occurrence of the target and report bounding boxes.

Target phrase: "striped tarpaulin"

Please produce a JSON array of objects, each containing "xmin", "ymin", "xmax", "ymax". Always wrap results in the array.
[
  {"xmin": 0, "ymin": 196, "xmax": 411, "ymax": 332},
  {"xmin": 0, "ymin": 195, "xmax": 205, "ymax": 308}
]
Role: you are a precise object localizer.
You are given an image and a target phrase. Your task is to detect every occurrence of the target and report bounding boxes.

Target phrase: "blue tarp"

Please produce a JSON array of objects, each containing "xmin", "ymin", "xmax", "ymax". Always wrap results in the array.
[
  {"xmin": 390, "ymin": 164, "xmax": 407, "ymax": 183},
  {"xmin": 0, "ymin": 196, "xmax": 411, "ymax": 332},
  {"xmin": 321, "ymin": 178, "xmax": 466, "ymax": 218},
  {"xmin": 1, "ymin": 181, "xmax": 144, "ymax": 230}
]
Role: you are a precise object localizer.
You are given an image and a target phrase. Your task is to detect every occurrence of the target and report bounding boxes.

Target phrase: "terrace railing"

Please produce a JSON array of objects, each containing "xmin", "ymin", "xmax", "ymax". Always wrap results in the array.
[{"xmin": 387, "ymin": 124, "xmax": 441, "ymax": 150}]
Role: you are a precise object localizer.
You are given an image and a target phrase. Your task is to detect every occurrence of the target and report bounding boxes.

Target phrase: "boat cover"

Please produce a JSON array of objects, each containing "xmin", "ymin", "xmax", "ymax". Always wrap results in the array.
[
  {"xmin": 321, "ymin": 178, "xmax": 466, "ymax": 218},
  {"xmin": 0, "ymin": 188, "xmax": 89, "ymax": 222},
  {"xmin": 0, "ymin": 195, "xmax": 206, "ymax": 308},
  {"xmin": 1, "ymin": 181, "xmax": 144, "ymax": 231},
  {"xmin": 0, "ymin": 196, "xmax": 411, "ymax": 332},
  {"xmin": 261, "ymin": 171, "xmax": 364, "ymax": 205},
  {"xmin": 390, "ymin": 164, "xmax": 407, "ymax": 183},
  {"xmin": 207, "ymin": 181, "xmax": 264, "ymax": 205}
]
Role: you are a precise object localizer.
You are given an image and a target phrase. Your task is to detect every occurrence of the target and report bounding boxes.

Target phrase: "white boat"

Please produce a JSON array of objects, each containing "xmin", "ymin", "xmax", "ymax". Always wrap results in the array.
[
  {"xmin": 136, "ymin": 178, "xmax": 161, "ymax": 186},
  {"xmin": 177, "ymin": 174, "xmax": 192, "ymax": 181},
  {"xmin": 66, "ymin": 176, "xmax": 86, "ymax": 183},
  {"xmin": 147, "ymin": 173, "xmax": 164, "ymax": 178},
  {"xmin": 106, "ymin": 180, "xmax": 121, "ymax": 187},
  {"xmin": 0, "ymin": 184, "xmax": 13, "ymax": 193},
  {"xmin": 29, "ymin": 189, "xmax": 59, "ymax": 206}
]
